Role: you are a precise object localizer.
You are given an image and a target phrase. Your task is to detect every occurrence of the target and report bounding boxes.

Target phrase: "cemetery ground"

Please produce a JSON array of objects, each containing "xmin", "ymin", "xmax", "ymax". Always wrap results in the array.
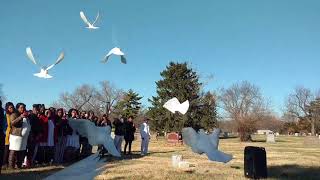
[{"xmin": 1, "ymin": 135, "xmax": 320, "ymax": 180}]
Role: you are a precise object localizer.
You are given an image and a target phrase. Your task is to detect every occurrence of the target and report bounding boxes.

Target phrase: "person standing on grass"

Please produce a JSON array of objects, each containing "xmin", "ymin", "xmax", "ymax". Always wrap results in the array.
[
  {"xmin": 140, "ymin": 118, "xmax": 151, "ymax": 156},
  {"xmin": 124, "ymin": 116, "xmax": 136, "ymax": 155},
  {"xmin": 8, "ymin": 103, "xmax": 31, "ymax": 169},
  {"xmin": 54, "ymin": 108, "xmax": 69, "ymax": 164},
  {"xmin": 113, "ymin": 117, "xmax": 125, "ymax": 154},
  {"xmin": 3, "ymin": 102, "xmax": 15, "ymax": 167},
  {"xmin": 0, "ymin": 100, "xmax": 5, "ymax": 174}
]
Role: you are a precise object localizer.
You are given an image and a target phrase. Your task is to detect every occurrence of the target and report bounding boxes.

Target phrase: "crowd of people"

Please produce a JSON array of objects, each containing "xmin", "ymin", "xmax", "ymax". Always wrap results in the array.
[{"xmin": 0, "ymin": 100, "xmax": 151, "ymax": 174}]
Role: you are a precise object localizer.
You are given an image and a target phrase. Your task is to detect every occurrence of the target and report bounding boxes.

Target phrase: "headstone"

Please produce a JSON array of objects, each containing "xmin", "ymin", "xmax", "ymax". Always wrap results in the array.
[
  {"xmin": 224, "ymin": 132, "xmax": 229, "ymax": 138},
  {"xmin": 295, "ymin": 133, "xmax": 299, "ymax": 136},
  {"xmin": 167, "ymin": 132, "xmax": 182, "ymax": 145},
  {"xmin": 275, "ymin": 132, "xmax": 280, "ymax": 136},
  {"xmin": 178, "ymin": 161, "xmax": 191, "ymax": 168},
  {"xmin": 319, "ymin": 135, "xmax": 320, "ymax": 140},
  {"xmin": 172, "ymin": 155, "xmax": 183, "ymax": 167},
  {"xmin": 308, "ymin": 133, "xmax": 312, "ymax": 136},
  {"xmin": 266, "ymin": 133, "xmax": 275, "ymax": 143}
]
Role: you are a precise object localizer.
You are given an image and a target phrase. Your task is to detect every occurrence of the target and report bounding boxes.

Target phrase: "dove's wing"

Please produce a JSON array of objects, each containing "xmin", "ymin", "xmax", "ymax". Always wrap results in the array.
[
  {"xmin": 102, "ymin": 126, "xmax": 121, "ymax": 157},
  {"xmin": 46, "ymin": 52, "xmax": 65, "ymax": 71},
  {"xmin": 101, "ymin": 49, "xmax": 115, "ymax": 63},
  {"xmin": 209, "ymin": 128, "xmax": 220, "ymax": 149},
  {"xmin": 205, "ymin": 149, "xmax": 233, "ymax": 163},
  {"xmin": 80, "ymin": 11, "xmax": 92, "ymax": 26},
  {"xmin": 92, "ymin": 11, "xmax": 100, "ymax": 25},
  {"xmin": 163, "ymin": 98, "xmax": 180, "ymax": 113},
  {"xmin": 26, "ymin": 47, "xmax": 38, "ymax": 65},
  {"xmin": 68, "ymin": 119, "xmax": 98, "ymax": 145},
  {"xmin": 179, "ymin": 100, "xmax": 189, "ymax": 115},
  {"xmin": 120, "ymin": 55, "xmax": 127, "ymax": 64}
]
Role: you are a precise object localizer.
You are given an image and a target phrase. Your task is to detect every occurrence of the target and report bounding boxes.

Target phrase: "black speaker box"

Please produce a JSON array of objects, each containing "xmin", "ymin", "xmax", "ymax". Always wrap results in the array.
[{"xmin": 244, "ymin": 146, "xmax": 268, "ymax": 179}]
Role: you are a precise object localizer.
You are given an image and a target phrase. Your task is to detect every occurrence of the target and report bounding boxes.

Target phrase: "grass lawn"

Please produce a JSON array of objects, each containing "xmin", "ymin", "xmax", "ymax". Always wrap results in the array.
[{"xmin": 2, "ymin": 135, "xmax": 320, "ymax": 180}]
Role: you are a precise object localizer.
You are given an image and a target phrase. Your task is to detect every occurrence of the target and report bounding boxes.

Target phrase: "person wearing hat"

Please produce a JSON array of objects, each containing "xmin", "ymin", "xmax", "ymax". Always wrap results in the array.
[{"xmin": 140, "ymin": 118, "xmax": 151, "ymax": 156}]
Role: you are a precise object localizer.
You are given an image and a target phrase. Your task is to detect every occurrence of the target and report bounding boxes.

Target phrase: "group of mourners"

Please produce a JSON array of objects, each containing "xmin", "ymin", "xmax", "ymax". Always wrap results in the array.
[{"xmin": 0, "ymin": 100, "xmax": 151, "ymax": 174}]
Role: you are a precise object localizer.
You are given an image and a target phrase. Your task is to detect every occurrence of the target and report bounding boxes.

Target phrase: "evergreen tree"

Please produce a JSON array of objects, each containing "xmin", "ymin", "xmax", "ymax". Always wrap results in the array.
[
  {"xmin": 114, "ymin": 89, "xmax": 142, "ymax": 118},
  {"xmin": 198, "ymin": 92, "xmax": 218, "ymax": 131},
  {"xmin": 148, "ymin": 62, "xmax": 217, "ymax": 132}
]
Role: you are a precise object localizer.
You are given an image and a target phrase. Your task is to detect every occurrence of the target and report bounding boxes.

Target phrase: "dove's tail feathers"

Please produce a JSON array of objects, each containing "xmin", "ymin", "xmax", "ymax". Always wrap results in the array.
[
  {"xmin": 103, "ymin": 139, "xmax": 121, "ymax": 157},
  {"xmin": 120, "ymin": 56, "xmax": 127, "ymax": 64},
  {"xmin": 206, "ymin": 150, "xmax": 233, "ymax": 163}
]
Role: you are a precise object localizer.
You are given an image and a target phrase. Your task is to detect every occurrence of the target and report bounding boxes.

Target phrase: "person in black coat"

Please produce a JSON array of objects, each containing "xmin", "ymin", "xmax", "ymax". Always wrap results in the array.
[
  {"xmin": 124, "ymin": 116, "xmax": 136, "ymax": 155},
  {"xmin": 113, "ymin": 117, "xmax": 125, "ymax": 154}
]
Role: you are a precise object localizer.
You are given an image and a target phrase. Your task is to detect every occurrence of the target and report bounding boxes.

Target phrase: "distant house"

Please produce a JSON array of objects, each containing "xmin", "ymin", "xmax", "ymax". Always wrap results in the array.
[{"xmin": 257, "ymin": 130, "xmax": 274, "ymax": 135}]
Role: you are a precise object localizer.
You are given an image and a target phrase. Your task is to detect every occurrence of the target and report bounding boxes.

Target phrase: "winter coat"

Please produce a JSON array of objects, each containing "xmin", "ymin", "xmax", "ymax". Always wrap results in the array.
[
  {"xmin": 28, "ymin": 113, "xmax": 43, "ymax": 138},
  {"xmin": 0, "ymin": 108, "xmax": 4, "ymax": 134},
  {"xmin": 10, "ymin": 112, "xmax": 23, "ymax": 136},
  {"xmin": 124, "ymin": 121, "xmax": 136, "ymax": 141},
  {"xmin": 113, "ymin": 120, "xmax": 125, "ymax": 136},
  {"xmin": 5, "ymin": 113, "xmax": 11, "ymax": 145}
]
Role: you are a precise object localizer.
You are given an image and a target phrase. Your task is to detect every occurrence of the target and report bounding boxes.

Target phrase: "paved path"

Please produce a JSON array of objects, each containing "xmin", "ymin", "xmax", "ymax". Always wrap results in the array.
[{"xmin": 44, "ymin": 153, "xmax": 107, "ymax": 180}]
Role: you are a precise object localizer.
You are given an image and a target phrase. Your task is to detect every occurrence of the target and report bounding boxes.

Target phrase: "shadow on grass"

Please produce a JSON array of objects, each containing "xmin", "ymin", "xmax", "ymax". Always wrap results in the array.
[
  {"xmin": 0, "ymin": 167, "xmax": 64, "ymax": 180},
  {"xmin": 268, "ymin": 164, "xmax": 320, "ymax": 180},
  {"xmin": 219, "ymin": 136, "xmax": 238, "ymax": 139}
]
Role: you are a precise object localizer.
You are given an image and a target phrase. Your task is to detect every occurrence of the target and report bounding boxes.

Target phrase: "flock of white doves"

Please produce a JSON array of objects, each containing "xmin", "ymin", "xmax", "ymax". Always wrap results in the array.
[
  {"xmin": 26, "ymin": 11, "xmax": 126, "ymax": 79},
  {"xmin": 24, "ymin": 9, "xmax": 232, "ymax": 164}
]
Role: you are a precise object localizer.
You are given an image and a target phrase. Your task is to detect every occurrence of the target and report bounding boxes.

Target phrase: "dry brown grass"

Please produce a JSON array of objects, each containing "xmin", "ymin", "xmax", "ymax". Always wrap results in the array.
[
  {"xmin": 96, "ymin": 135, "xmax": 320, "ymax": 180},
  {"xmin": 1, "ymin": 135, "xmax": 320, "ymax": 180}
]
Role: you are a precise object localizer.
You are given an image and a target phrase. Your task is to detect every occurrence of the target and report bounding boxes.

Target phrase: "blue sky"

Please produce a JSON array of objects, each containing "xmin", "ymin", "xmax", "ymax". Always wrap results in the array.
[{"xmin": 1, "ymin": 0, "xmax": 320, "ymax": 114}]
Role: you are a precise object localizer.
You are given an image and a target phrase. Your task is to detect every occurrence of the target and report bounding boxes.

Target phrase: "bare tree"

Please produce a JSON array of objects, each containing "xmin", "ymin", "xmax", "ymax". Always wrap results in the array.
[
  {"xmin": 94, "ymin": 81, "xmax": 124, "ymax": 116},
  {"xmin": 285, "ymin": 86, "xmax": 318, "ymax": 135},
  {"xmin": 53, "ymin": 84, "xmax": 95, "ymax": 111},
  {"xmin": 52, "ymin": 81, "xmax": 123, "ymax": 117},
  {"xmin": 219, "ymin": 81, "xmax": 269, "ymax": 141}
]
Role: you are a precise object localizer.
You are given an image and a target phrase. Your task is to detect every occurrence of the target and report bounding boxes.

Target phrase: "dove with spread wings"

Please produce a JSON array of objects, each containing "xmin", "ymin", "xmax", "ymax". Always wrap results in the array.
[
  {"xmin": 80, "ymin": 11, "xmax": 100, "ymax": 29},
  {"xmin": 182, "ymin": 127, "xmax": 232, "ymax": 163},
  {"xmin": 163, "ymin": 97, "xmax": 189, "ymax": 115},
  {"xmin": 26, "ymin": 47, "xmax": 64, "ymax": 79}
]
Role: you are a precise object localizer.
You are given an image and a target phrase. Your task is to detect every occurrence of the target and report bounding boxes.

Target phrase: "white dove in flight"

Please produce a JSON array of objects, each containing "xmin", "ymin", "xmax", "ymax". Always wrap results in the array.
[
  {"xmin": 163, "ymin": 97, "xmax": 189, "ymax": 115},
  {"xmin": 26, "ymin": 47, "xmax": 64, "ymax": 79},
  {"xmin": 101, "ymin": 47, "xmax": 127, "ymax": 64},
  {"xmin": 80, "ymin": 11, "xmax": 100, "ymax": 29},
  {"xmin": 182, "ymin": 127, "xmax": 233, "ymax": 163},
  {"xmin": 67, "ymin": 118, "xmax": 121, "ymax": 157}
]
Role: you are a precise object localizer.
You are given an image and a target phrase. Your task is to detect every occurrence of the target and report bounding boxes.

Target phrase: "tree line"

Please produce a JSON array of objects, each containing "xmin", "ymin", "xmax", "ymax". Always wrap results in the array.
[{"xmin": 1, "ymin": 62, "xmax": 319, "ymax": 141}]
